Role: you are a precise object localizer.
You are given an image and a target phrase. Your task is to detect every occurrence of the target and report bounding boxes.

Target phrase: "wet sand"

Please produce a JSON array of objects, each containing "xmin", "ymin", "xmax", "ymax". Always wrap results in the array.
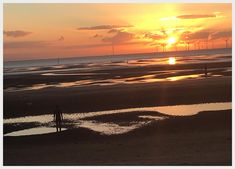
[
  {"xmin": 4, "ymin": 61, "xmax": 231, "ymax": 88},
  {"xmin": 4, "ymin": 60, "xmax": 232, "ymax": 165},
  {"xmin": 4, "ymin": 109, "xmax": 231, "ymax": 165},
  {"xmin": 4, "ymin": 76, "xmax": 232, "ymax": 118},
  {"xmin": 4, "ymin": 60, "xmax": 232, "ymax": 118}
]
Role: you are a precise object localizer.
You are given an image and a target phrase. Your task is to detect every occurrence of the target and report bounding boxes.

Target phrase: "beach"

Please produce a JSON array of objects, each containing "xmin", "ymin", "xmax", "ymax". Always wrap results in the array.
[
  {"xmin": 4, "ymin": 109, "xmax": 231, "ymax": 165},
  {"xmin": 3, "ymin": 50, "xmax": 232, "ymax": 165},
  {"xmin": 4, "ymin": 59, "xmax": 232, "ymax": 117}
]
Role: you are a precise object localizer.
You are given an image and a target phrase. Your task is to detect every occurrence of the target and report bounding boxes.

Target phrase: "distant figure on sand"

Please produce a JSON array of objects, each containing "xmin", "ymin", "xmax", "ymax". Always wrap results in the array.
[
  {"xmin": 204, "ymin": 65, "xmax": 208, "ymax": 77},
  {"xmin": 53, "ymin": 105, "xmax": 63, "ymax": 132}
]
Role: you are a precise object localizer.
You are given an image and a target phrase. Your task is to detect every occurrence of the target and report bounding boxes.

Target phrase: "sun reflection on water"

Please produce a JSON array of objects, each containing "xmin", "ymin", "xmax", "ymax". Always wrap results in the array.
[
  {"xmin": 168, "ymin": 57, "xmax": 176, "ymax": 65},
  {"xmin": 167, "ymin": 74, "xmax": 203, "ymax": 81}
]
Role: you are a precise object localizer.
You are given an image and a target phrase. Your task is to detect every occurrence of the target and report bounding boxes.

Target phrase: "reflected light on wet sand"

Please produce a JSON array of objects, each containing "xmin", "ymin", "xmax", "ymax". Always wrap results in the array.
[
  {"xmin": 4, "ymin": 73, "xmax": 210, "ymax": 92},
  {"xmin": 77, "ymin": 120, "xmax": 150, "ymax": 135},
  {"xmin": 4, "ymin": 102, "xmax": 231, "ymax": 136},
  {"xmin": 4, "ymin": 127, "xmax": 67, "ymax": 137},
  {"xmin": 4, "ymin": 102, "xmax": 231, "ymax": 124},
  {"xmin": 166, "ymin": 74, "xmax": 203, "ymax": 81}
]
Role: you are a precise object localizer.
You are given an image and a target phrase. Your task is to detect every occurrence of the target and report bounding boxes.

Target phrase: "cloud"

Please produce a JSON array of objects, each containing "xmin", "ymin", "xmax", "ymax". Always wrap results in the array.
[
  {"xmin": 62, "ymin": 43, "xmax": 110, "ymax": 50},
  {"xmin": 180, "ymin": 30, "xmax": 211, "ymax": 41},
  {"xmin": 4, "ymin": 30, "xmax": 32, "ymax": 38},
  {"xmin": 58, "ymin": 36, "xmax": 64, "ymax": 41},
  {"xmin": 177, "ymin": 14, "xmax": 216, "ymax": 19},
  {"xmin": 144, "ymin": 33, "xmax": 166, "ymax": 40},
  {"xmin": 93, "ymin": 34, "xmax": 103, "ymax": 38},
  {"xmin": 63, "ymin": 41, "xmax": 150, "ymax": 50},
  {"xmin": 3, "ymin": 40, "xmax": 104, "ymax": 50},
  {"xmin": 4, "ymin": 39, "xmax": 149, "ymax": 51},
  {"xmin": 4, "ymin": 41, "xmax": 49, "ymax": 49},
  {"xmin": 209, "ymin": 31, "xmax": 231, "ymax": 40},
  {"xmin": 77, "ymin": 25, "xmax": 133, "ymax": 30},
  {"xmin": 102, "ymin": 31, "xmax": 134, "ymax": 44},
  {"xmin": 108, "ymin": 29, "xmax": 121, "ymax": 34}
]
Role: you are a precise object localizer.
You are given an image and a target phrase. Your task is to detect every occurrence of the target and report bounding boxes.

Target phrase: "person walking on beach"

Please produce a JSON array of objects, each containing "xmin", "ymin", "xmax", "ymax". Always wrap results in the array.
[
  {"xmin": 204, "ymin": 64, "xmax": 208, "ymax": 77},
  {"xmin": 53, "ymin": 105, "xmax": 63, "ymax": 132}
]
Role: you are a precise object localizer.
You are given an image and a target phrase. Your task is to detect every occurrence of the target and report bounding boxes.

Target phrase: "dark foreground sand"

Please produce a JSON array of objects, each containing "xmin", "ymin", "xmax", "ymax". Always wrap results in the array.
[{"xmin": 4, "ymin": 109, "xmax": 231, "ymax": 166}]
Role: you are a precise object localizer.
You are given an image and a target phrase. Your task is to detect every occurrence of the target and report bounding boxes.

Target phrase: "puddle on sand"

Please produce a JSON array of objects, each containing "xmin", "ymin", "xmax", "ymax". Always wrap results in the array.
[
  {"xmin": 42, "ymin": 72, "xmax": 109, "ymax": 76},
  {"xmin": 4, "ymin": 102, "xmax": 231, "ymax": 125},
  {"xmin": 4, "ymin": 71, "xmax": 226, "ymax": 92},
  {"xmin": 77, "ymin": 120, "xmax": 151, "ymax": 135},
  {"xmin": 153, "ymin": 102, "xmax": 231, "ymax": 116},
  {"xmin": 4, "ymin": 127, "xmax": 67, "ymax": 137},
  {"xmin": 4, "ymin": 102, "xmax": 231, "ymax": 136},
  {"xmin": 138, "ymin": 116, "xmax": 167, "ymax": 120}
]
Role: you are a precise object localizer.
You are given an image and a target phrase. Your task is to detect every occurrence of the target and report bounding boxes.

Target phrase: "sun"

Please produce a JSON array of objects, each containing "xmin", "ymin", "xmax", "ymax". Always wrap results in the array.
[
  {"xmin": 168, "ymin": 57, "xmax": 176, "ymax": 65},
  {"xmin": 167, "ymin": 37, "xmax": 176, "ymax": 45}
]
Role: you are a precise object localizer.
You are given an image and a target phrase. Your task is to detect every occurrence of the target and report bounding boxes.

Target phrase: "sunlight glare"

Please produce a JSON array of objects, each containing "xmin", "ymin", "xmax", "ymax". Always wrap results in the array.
[
  {"xmin": 168, "ymin": 57, "xmax": 176, "ymax": 65},
  {"xmin": 167, "ymin": 37, "xmax": 176, "ymax": 45}
]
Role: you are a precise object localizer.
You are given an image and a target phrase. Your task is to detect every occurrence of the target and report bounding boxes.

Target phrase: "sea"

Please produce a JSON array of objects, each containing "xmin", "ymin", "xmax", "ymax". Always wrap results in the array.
[{"xmin": 4, "ymin": 48, "xmax": 232, "ymax": 69}]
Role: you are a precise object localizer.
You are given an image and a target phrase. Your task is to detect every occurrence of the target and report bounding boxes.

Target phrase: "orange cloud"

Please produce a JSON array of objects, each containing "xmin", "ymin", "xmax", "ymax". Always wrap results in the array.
[
  {"xmin": 108, "ymin": 29, "xmax": 120, "ymax": 34},
  {"xmin": 180, "ymin": 30, "xmax": 211, "ymax": 41},
  {"xmin": 209, "ymin": 31, "xmax": 231, "ymax": 40},
  {"xmin": 177, "ymin": 14, "xmax": 216, "ymax": 19},
  {"xmin": 102, "ymin": 31, "xmax": 134, "ymax": 44},
  {"xmin": 144, "ymin": 32, "xmax": 167, "ymax": 40},
  {"xmin": 4, "ymin": 41, "xmax": 49, "ymax": 49},
  {"xmin": 77, "ymin": 25, "xmax": 133, "ymax": 30},
  {"xmin": 93, "ymin": 34, "xmax": 103, "ymax": 38},
  {"xmin": 4, "ymin": 30, "xmax": 32, "ymax": 38}
]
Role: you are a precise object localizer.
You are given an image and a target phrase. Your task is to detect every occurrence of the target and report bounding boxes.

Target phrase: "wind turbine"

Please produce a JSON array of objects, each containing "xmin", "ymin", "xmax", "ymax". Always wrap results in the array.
[
  {"xmin": 225, "ymin": 39, "xmax": 228, "ymax": 48},
  {"xmin": 201, "ymin": 42, "xmax": 204, "ymax": 50},
  {"xmin": 197, "ymin": 41, "xmax": 200, "ymax": 50},
  {"xmin": 187, "ymin": 42, "xmax": 190, "ymax": 51},
  {"xmin": 211, "ymin": 40, "xmax": 214, "ymax": 49},
  {"xmin": 174, "ymin": 43, "xmax": 178, "ymax": 51},
  {"xmin": 193, "ymin": 42, "xmax": 197, "ymax": 50},
  {"xmin": 161, "ymin": 43, "xmax": 166, "ymax": 52},
  {"xmin": 156, "ymin": 45, "xmax": 159, "ymax": 54},
  {"xmin": 112, "ymin": 44, "xmax": 115, "ymax": 56},
  {"xmin": 205, "ymin": 40, "xmax": 208, "ymax": 49}
]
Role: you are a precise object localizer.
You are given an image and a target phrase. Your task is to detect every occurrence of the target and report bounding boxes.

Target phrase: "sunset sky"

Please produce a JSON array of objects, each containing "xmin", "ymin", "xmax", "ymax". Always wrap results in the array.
[{"xmin": 4, "ymin": 3, "xmax": 232, "ymax": 61}]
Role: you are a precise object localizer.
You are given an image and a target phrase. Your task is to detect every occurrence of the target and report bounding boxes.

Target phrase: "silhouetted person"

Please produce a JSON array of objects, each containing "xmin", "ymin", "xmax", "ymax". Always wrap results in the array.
[
  {"xmin": 53, "ymin": 105, "xmax": 63, "ymax": 132},
  {"xmin": 204, "ymin": 65, "xmax": 208, "ymax": 77}
]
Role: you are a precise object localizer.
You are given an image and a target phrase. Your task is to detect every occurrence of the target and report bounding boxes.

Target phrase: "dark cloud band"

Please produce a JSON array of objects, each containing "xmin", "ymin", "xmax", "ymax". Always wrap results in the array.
[
  {"xmin": 4, "ymin": 30, "xmax": 32, "ymax": 38},
  {"xmin": 177, "ymin": 14, "xmax": 216, "ymax": 19},
  {"xmin": 77, "ymin": 25, "xmax": 133, "ymax": 30}
]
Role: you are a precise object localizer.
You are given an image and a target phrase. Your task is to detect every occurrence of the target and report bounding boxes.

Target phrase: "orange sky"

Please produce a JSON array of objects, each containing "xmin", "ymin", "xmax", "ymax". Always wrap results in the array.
[{"xmin": 4, "ymin": 3, "xmax": 232, "ymax": 61}]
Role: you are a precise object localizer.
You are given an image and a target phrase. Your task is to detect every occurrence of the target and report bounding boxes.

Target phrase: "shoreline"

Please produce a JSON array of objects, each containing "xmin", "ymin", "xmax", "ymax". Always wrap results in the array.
[{"xmin": 4, "ymin": 109, "xmax": 232, "ymax": 165}]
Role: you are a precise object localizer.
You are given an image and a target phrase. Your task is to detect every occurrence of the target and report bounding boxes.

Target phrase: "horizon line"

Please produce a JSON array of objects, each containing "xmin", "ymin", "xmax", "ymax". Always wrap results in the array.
[{"xmin": 4, "ymin": 47, "xmax": 232, "ymax": 63}]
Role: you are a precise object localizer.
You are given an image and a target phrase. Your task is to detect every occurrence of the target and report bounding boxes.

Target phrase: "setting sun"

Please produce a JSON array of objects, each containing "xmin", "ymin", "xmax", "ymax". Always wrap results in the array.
[
  {"xmin": 167, "ymin": 37, "xmax": 177, "ymax": 45},
  {"xmin": 3, "ymin": 4, "xmax": 232, "ymax": 60},
  {"xmin": 168, "ymin": 57, "xmax": 176, "ymax": 65}
]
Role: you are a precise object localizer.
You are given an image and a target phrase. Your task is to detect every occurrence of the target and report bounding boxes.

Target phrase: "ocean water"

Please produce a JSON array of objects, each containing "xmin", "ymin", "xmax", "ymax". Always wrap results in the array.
[{"xmin": 4, "ymin": 48, "xmax": 232, "ymax": 69}]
